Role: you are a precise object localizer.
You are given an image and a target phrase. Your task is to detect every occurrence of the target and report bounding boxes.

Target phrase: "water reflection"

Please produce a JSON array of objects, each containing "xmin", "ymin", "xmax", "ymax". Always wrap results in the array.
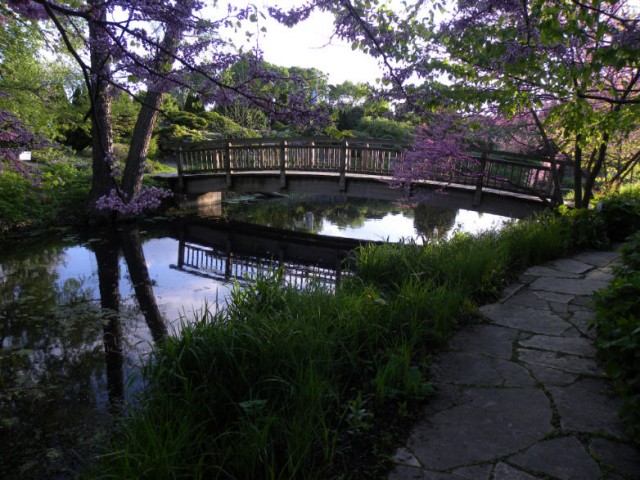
[
  {"xmin": 173, "ymin": 220, "xmax": 356, "ymax": 290},
  {"xmin": 0, "ymin": 222, "xmax": 354, "ymax": 478},
  {"xmin": 221, "ymin": 194, "xmax": 511, "ymax": 243},
  {"xmin": 0, "ymin": 227, "xmax": 173, "ymax": 478}
]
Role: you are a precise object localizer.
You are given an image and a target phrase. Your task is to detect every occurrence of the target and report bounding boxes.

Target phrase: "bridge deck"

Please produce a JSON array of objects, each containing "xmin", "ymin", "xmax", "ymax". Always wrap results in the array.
[{"xmin": 158, "ymin": 137, "xmax": 565, "ymax": 211}]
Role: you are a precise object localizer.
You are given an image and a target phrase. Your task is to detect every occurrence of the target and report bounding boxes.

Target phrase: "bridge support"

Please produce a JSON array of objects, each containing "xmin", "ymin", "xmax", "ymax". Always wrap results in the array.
[{"xmin": 176, "ymin": 192, "xmax": 222, "ymax": 213}]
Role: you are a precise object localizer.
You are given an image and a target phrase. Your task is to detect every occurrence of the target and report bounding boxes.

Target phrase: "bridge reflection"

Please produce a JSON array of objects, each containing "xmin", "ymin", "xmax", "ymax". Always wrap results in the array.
[{"xmin": 171, "ymin": 220, "xmax": 369, "ymax": 289}]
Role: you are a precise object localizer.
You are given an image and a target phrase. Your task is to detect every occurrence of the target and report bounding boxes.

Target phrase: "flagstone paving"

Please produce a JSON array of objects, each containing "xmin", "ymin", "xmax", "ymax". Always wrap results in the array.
[{"xmin": 389, "ymin": 250, "xmax": 640, "ymax": 480}]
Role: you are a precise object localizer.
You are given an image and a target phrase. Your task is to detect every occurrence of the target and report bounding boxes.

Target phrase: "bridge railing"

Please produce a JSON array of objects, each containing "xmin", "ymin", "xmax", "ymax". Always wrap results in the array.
[{"xmin": 175, "ymin": 137, "xmax": 565, "ymax": 202}]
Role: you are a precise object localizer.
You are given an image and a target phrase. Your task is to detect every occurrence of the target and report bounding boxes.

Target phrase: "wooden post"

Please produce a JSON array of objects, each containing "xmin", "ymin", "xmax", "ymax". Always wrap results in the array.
[
  {"xmin": 339, "ymin": 140, "xmax": 348, "ymax": 191},
  {"xmin": 473, "ymin": 151, "xmax": 488, "ymax": 207},
  {"xmin": 176, "ymin": 146, "xmax": 184, "ymax": 194},
  {"xmin": 280, "ymin": 139, "xmax": 287, "ymax": 189},
  {"xmin": 224, "ymin": 141, "xmax": 232, "ymax": 187}
]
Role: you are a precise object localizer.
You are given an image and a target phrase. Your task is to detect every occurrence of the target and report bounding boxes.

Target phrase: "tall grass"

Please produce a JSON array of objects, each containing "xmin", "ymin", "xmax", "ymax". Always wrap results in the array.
[{"xmin": 93, "ymin": 208, "xmax": 615, "ymax": 479}]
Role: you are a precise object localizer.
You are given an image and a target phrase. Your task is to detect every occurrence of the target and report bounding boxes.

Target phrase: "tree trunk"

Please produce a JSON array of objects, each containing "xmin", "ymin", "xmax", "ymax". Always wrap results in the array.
[
  {"xmin": 86, "ymin": 5, "xmax": 115, "ymax": 217},
  {"xmin": 582, "ymin": 134, "xmax": 609, "ymax": 205},
  {"xmin": 121, "ymin": 90, "xmax": 164, "ymax": 199},
  {"xmin": 121, "ymin": 29, "xmax": 181, "ymax": 200},
  {"xmin": 573, "ymin": 136, "xmax": 583, "ymax": 209},
  {"xmin": 93, "ymin": 234, "xmax": 124, "ymax": 414},
  {"xmin": 119, "ymin": 227, "xmax": 167, "ymax": 343},
  {"xmin": 530, "ymin": 109, "xmax": 564, "ymax": 206}
]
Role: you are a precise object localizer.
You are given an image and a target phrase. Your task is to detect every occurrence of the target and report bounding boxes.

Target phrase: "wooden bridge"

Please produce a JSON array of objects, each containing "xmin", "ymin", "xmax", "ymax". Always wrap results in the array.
[{"xmin": 164, "ymin": 137, "xmax": 564, "ymax": 216}]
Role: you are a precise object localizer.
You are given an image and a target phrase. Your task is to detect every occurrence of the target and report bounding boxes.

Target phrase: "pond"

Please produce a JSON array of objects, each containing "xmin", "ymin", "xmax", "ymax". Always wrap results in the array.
[{"xmin": 0, "ymin": 194, "xmax": 514, "ymax": 479}]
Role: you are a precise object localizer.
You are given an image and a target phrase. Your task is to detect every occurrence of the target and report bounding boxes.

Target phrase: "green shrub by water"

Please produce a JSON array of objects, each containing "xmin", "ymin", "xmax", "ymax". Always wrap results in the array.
[
  {"xmin": 0, "ymin": 159, "xmax": 90, "ymax": 232},
  {"xmin": 93, "ymin": 206, "xmax": 621, "ymax": 479}
]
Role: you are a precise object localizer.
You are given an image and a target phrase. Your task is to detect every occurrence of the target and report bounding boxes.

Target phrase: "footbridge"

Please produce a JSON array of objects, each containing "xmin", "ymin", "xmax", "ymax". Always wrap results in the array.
[{"xmin": 163, "ymin": 137, "xmax": 565, "ymax": 217}]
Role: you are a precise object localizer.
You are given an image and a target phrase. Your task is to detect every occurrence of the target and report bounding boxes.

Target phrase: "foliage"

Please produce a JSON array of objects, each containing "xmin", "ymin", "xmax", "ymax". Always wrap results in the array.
[
  {"xmin": 596, "ymin": 185, "xmax": 640, "ymax": 243},
  {"xmin": 0, "ymin": 14, "xmax": 81, "ymax": 143},
  {"xmin": 593, "ymin": 233, "xmax": 640, "ymax": 443},
  {"xmin": 200, "ymin": 111, "xmax": 257, "ymax": 138},
  {"xmin": 5, "ymin": 1, "xmax": 332, "ymax": 217},
  {"xmin": 0, "ymin": 157, "xmax": 90, "ymax": 232},
  {"xmin": 354, "ymin": 116, "xmax": 414, "ymax": 141},
  {"xmin": 269, "ymin": 0, "xmax": 640, "ymax": 207}
]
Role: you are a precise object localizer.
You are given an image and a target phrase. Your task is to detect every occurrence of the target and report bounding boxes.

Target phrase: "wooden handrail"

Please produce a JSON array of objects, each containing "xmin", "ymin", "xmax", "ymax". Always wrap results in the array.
[{"xmin": 171, "ymin": 137, "xmax": 566, "ymax": 202}]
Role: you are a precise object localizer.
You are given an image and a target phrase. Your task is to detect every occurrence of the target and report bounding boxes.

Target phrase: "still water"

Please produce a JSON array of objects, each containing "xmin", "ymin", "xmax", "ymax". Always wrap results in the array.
[{"xmin": 0, "ymin": 195, "xmax": 512, "ymax": 478}]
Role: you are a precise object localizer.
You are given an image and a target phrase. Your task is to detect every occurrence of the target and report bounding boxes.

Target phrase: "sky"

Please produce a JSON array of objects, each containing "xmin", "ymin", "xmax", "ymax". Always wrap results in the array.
[{"xmin": 229, "ymin": 1, "xmax": 388, "ymax": 86}]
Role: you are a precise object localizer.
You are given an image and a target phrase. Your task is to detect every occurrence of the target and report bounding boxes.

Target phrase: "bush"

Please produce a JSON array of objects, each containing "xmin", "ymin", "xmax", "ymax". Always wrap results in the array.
[
  {"xmin": 593, "ymin": 232, "xmax": 640, "ymax": 443},
  {"xmin": 0, "ymin": 159, "xmax": 90, "ymax": 232},
  {"xmin": 354, "ymin": 116, "xmax": 414, "ymax": 142},
  {"xmin": 199, "ymin": 111, "xmax": 259, "ymax": 138},
  {"xmin": 596, "ymin": 187, "xmax": 640, "ymax": 242},
  {"xmin": 168, "ymin": 111, "xmax": 208, "ymax": 130}
]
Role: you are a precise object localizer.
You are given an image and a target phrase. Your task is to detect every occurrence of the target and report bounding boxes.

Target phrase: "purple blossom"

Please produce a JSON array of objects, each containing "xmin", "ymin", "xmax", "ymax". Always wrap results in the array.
[{"xmin": 95, "ymin": 187, "xmax": 173, "ymax": 216}]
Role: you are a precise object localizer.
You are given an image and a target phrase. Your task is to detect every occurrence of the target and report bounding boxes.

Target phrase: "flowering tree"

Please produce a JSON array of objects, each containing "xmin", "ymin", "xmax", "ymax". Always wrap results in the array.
[
  {"xmin": 4, "ymin": 0, "xmax": 326, "ymax": 218},
  {"xmin": 270, "ymin": 0, "xmax": 640, "ymax": 207},
  {"xmin": 0, "ymin": 106, "xmax": 49, "ymax": 176}
]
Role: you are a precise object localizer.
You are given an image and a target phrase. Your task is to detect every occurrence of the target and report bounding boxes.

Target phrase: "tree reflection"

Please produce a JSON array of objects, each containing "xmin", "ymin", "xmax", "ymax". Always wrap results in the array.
[
  {"xmin": 119, "ymin": 228, "xmax": 167, "ymax": 343},
  {"xmin": 93, "ymin": 233, "xmax": 124, "ymax": 414},
  {"xmin": 0, "ymin": 227, "xmax": 167, "ymax": 478},
  {"xmin": 412, "ymin": 204, "xmax": 459, "ymax": 240},
  {"xmin": 224, "ymin": 194, "xmax": 410, "ymax": 233}
]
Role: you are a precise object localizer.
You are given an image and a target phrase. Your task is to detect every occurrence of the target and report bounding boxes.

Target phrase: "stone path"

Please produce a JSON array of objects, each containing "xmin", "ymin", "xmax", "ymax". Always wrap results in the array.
[{"xmin": 389, "ymin": 250, "xmax": 640, "ymax": 480}]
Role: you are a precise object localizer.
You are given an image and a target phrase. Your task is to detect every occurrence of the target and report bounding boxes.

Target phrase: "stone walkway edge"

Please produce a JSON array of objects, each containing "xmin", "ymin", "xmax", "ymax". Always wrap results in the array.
[{"xmin": 389, "ymin": 250, "xmax": 640, "ymax": 480}]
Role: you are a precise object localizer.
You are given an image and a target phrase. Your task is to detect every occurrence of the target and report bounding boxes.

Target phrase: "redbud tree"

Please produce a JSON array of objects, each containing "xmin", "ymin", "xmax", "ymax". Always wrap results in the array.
[
  {"xmin": 4, "ymin": 0, "xmax": 327, "ymax": 218},
  {"xmin": 270, "ymin": 0, "xmax": 640, "ymax": 207}
]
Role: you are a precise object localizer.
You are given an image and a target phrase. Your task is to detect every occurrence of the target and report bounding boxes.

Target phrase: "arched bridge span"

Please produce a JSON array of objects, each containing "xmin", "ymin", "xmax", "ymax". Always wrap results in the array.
[{"xmin": 162, "ymin": 137, "xmax": 565, "ymax": 216}]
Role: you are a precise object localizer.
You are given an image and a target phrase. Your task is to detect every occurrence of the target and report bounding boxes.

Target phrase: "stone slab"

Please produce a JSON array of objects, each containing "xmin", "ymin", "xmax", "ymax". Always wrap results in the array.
[
  {"xmin": 407, "ymin": 388, "xmax": 553, "ymax": 470},
  {"xmin": 518, "ymin": 348, "xmax": 603, "ymax": 376},
  {"xmin": 529, "ymin": 277, "xmax": 610, "ymax": 296},
  {"xmin": 533, "ymin": 290, "xmax": 574, "ymax": 304},
  {"xmin": 521, "ymin": 265, "xmax": 581, "ymax": 279},
  {"xmin": 393, "ymin": 447, "xmax": 422, "ymax": 467},
  {"xmin": 571, "ymin": 250, "xmax": 620, "ymax": 267},
  {"xmin": 448, "ymin": 324, "xmax": 517, "ymax": 360},
  {"xmin": 589, "ymin": 438, "xmax": 640, "ymax": 478},
  {"xmin": 524, "ymin": 363, "xmax": 579, "ymax": 386},
  {"xmin": 549, "ymin": 379, "xmax": 626, "ymax": 437},
  {"xmin": 548, "ymin": 258, "xmax": 594, "ymax": 274},
  {"xmin": 388, "ymin": 465, "xmax": 468, "ymax": 479},
  {"xmin": 479, "ymin": 304, "xmax": 571, "ymax": 335},
  {"xmin": 518, "ymin": 335, "xmax": 596, "ymax": 357},
  {"xmin": 451, "ymin": 464, "xmax": 492, "ymax": 480},
  {"xmin": 509, "ymin": 436, "xmax": 600, "ymax": 480},
  {"xmin": 431, "ymin": 352, "xmax": 535, "ymax": 387},
  {"xmin": 493, "ymin": 463, "xmax": 540, "ymax": 480},
  {"xmin": 505, "ymin": 291, "xmax": 552, "ymax": 310}
]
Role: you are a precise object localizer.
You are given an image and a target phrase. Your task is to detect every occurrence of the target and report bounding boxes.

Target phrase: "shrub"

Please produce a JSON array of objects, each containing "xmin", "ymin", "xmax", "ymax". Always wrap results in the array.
[
  {"xmin": 596, "ymin": 188, "xmax": 640, "ymax": 242},
  {"xmin": 593, "ymin": 232, "xmax": 640, "ymax": 443}
]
